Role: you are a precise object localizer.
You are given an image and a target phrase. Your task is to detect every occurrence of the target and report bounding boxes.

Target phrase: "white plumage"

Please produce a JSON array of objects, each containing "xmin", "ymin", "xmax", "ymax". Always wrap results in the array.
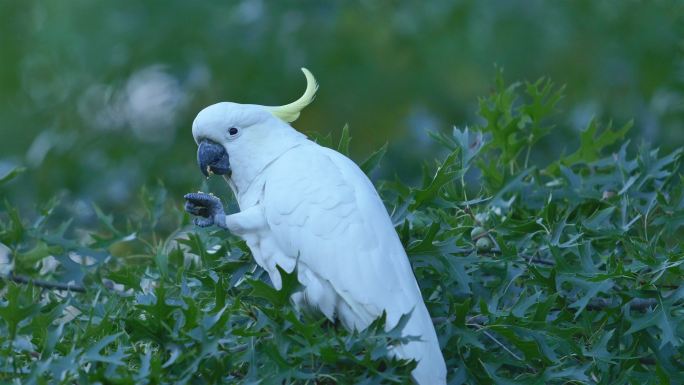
[{"xmin": 189, "ymin": 69, "xmax": 447, "ymax": 384}]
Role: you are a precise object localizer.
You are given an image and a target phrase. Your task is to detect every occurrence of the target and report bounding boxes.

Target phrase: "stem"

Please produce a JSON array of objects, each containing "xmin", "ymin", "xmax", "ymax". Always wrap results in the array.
[
  {"xmin": 524, "ymin": 143, "xmax": 532, "ymax": 169},
  {"xmin": 461, "ymin": 172, "xmax": 469, "ymax": 208},
  {"xmin": 482, "ymin": 329, "xmax": 523, "ymax": 361}
]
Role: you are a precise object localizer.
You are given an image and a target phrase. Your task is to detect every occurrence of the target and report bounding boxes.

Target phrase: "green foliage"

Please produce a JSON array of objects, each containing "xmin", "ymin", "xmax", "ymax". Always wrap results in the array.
[
  {"xmin": 479, "ymin": 70, "xmax": 563, "ymax": 168},
  {"xmin": 1, "ymin": 75, "xmax": 684, "ymax": 384}
]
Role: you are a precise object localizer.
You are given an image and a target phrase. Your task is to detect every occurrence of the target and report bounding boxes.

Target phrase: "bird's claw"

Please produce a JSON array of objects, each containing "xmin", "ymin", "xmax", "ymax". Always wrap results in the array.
[
  {"xmin": 184, "ymin": 192, "xmax": 225, "ymax": 228},
  {"xmin": 193, "ymin": 217, "xmax": 215, "ymax": 228}
]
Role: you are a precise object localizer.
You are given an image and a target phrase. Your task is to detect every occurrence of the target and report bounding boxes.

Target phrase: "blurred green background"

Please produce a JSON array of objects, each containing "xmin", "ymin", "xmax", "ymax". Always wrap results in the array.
[{"xmin": 1, "ymin": 0, "xmax": 682, "ymax": 223}]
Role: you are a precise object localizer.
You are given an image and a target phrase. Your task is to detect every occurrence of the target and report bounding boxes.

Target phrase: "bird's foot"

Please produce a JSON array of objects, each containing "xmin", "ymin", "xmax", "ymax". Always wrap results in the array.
[{"xmin": 184, "ymin": 192, "xmax": 225, "ymax": 228}]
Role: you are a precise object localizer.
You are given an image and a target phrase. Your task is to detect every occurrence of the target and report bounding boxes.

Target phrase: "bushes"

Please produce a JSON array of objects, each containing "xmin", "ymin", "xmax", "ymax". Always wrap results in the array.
[{"xmin": 1, "ymin": 74, "xmax": 683, "ymax": 384}]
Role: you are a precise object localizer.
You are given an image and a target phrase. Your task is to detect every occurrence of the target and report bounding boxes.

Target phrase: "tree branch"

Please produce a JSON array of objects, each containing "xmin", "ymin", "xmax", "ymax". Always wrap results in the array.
[
  {"xmin": 432, "ymin": 298, "xmax": 659, "ymax": 326},
  {"xmin": 3, "ymin": 274, "xmax": 86, "ymax": 293},
  {"xmin": 525, "ymin": 257, "xmax": 555, "ymax": 266},
  {"xmin": 587, "ymin": 297, "xmax": 657, "ymax": 312}
]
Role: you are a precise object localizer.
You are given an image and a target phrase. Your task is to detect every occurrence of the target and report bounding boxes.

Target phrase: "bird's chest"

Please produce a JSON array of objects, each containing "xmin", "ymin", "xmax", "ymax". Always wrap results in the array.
[
  {"xmin": 235, "ymin": 176, "xmax": 269, "ymax": 253},
  {"xmin": 236, "ymin": 173, "xmax": 267, "ymax": 210},
  {"xmin": 232, "ymin": 174, "xmax": 294, "ymax": 281}
]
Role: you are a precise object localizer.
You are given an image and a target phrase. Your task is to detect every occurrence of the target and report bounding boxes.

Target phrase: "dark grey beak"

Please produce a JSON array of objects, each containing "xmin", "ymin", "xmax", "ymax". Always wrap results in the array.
[{"xmin": 197, "ymin": 139, "xmax": 231, "ymax": 177}]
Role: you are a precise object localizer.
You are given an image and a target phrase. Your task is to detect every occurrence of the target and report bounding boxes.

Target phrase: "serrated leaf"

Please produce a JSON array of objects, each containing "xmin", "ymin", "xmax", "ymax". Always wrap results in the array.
[
  {"xmin": 559, "ymin": 119, "xmax": 632, "ymax": 168},
  {"xmin": 453, "ymin": 126, "xmax": 486, "ymax": 167},
  {"xmin": 411, "ymin": 149, "xmax": 459, "ymax": 209},
  {"xmin": 82, "ymin": 333, "xmax": 127, "ymax": 365}
]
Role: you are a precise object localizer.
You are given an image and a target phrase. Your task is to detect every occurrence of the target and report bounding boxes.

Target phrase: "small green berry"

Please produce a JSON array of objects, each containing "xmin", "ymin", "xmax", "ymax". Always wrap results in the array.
[
  {"xmin": 476, "ymin": 237, "xmax": 492, "ymax": 251},
  {"xmin": 470, "ymin": 226, "xmax": 487, "ymax": 240}
]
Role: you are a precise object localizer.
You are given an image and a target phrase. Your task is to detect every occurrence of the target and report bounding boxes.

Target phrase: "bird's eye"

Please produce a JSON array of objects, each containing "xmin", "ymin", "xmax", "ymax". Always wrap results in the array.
[{"xmin": 228, "ymin": 127, "xmax": 239, "ymax": 136}]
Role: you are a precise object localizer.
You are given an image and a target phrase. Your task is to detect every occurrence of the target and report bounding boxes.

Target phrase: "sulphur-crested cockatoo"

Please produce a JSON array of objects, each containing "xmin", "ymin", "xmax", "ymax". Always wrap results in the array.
[{"xmin": 184, "ymin": 68, "xmax": 446, "ymax": 384}]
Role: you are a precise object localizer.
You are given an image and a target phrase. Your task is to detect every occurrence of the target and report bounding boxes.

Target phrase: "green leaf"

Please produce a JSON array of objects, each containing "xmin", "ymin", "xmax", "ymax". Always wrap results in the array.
[
  {"xmin": 360, "ymin": 142, "xmax": 388, "ymax": 175},
  {"xmin": 14, "ymin": 241, "xmax": 62, "ymax": 268},
  {"xmin": 337, "ymin": 123, "xmax": 351, "ymax": 156},
  {"xmin": 0, "ymin": 284, "xmax": 40, "ymax": 340},
  {"xmin": 248, "ymin": 264, "xmax": 302, "ymax": 307},
  {"xmin": 411, "ymin": 149, "xmax": 459, "ymax": 209},
  {"xmin": 452, "ymin": 126, "xmax": 486, "ymax": 168},
  {"xmin": 557, "ymin": 119, "xmax": 632, "ymax": 169},
  {"xmin": 0, "ymin": 166, "xmax": 26, "ymax": 185},
  {"xmin": 582, "ymin": 206, "xmax": 616, "ymax": 231},
  {"xmin": 82, "ymin": 333, "xmax": 127, "ymax": 365}
]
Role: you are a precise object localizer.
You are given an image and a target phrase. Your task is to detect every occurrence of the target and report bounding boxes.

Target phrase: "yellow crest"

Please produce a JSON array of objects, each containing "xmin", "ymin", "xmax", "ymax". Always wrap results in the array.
[{"xmin": 266, "ymin": 68, "xmax": 318, "ymax": 123}]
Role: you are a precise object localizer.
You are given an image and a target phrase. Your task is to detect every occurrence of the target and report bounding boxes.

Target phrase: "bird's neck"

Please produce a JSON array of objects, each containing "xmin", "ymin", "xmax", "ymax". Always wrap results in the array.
[{"xmin": 228, "ymin": 130, "xmax": 307, "ymax": 197}]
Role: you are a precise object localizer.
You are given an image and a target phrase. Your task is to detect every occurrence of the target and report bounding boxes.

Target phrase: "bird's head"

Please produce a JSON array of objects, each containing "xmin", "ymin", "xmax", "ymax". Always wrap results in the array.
[{"xmin": 191, "ymin": 68, "xmax": 317, "ymax": 190}]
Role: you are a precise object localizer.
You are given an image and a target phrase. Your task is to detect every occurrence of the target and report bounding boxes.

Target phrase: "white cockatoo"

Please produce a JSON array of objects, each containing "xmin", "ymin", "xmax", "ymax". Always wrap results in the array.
[{"xmin": 184, "ymin": 68, "xmax": 447, "ymax": 384}]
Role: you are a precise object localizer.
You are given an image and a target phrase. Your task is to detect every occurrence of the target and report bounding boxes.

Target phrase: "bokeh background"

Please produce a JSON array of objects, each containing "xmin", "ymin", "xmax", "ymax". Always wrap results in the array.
[{"xmin": 1, "ymin": 0, "xmax": 683, "ymax": 224}]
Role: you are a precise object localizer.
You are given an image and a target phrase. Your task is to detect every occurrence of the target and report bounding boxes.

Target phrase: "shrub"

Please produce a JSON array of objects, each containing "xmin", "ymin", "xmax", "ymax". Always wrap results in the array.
[{"xmin": 1, "ymin": 72, "xmax": 682, "ymax": 384}]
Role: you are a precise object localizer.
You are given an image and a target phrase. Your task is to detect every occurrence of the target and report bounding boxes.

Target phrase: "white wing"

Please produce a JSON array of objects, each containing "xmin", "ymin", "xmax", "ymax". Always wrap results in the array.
[{"xmin": 260, "ymin": 142, "xmax": 446, "ymax": 384}]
